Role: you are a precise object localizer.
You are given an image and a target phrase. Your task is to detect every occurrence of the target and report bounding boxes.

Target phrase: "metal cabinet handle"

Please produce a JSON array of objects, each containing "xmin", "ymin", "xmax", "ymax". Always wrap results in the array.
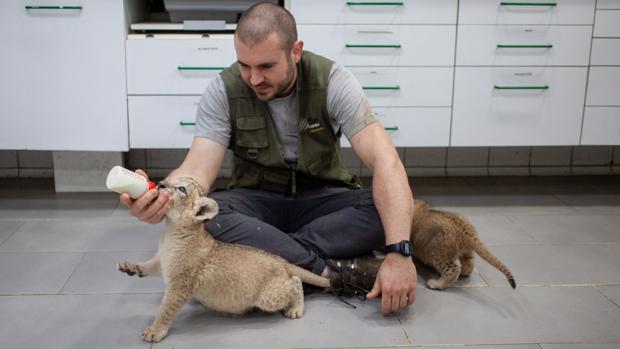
[
  {"xmin": 494, "ymin": 85, "xmax": 549, "ymax": 90},
  {"xmin": 384, "ymin": 126, "xmax": 400, "ymax": 131},
  {"xmin": 362, "ymin": 86, "xmax": 400, "ymax": 90},
  {"xmin": 347, "ymin": 2, "xmax": 404, "ymax": 5},
  {"xmin": 500, "ymin": 2, "xmax": 557, "ymax": 6},
  {"xmin": 25, "ymin": 5, "xmax": 82, "ymax": 10},
  {"xmin": 177, "ymin": 66, "xmax": 226, "ymax": 71},
  {"xmin": 346, "ymin": 44, "xmax": 402, "ymax": 48},
  {"xmin": 497, "ymin": 44, "xmax": 553, "ymax": 48},
  {"xmin": 179, "ymin": 121, "xmax": 196, "ymax": 126}
]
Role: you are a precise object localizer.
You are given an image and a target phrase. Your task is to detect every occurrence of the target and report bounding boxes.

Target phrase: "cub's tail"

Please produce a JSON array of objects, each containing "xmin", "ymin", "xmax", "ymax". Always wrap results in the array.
[
  {"xmin": 464, "ymin": 224, "xmax": 516, "ymax": 289},
  {"xmin": 285, "ymin": 264, "xmax": 330, "ymax": 288}
]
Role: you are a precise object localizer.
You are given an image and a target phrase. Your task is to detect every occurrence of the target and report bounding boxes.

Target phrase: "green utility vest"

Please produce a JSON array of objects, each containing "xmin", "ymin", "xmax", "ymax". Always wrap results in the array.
[{"xmin": 220, "ymin": 51, "xmax": 361, "ymax": 195}]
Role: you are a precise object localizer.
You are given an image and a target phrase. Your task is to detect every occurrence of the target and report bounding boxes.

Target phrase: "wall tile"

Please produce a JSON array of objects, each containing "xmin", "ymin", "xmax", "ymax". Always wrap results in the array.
[
  {"xmin": 446, "ymin": 167, "xmax": 489, "ymax": 176},
  {"xmin": 530, "ymin": 167, "xmax": 572, "ymax": 176},
  {"xmin": 146, "ymin": 149, "xmax": 188, "ymax": 169},
  {"xmin": 18, "ymin": 169, "xmax": 54, "ymax": 178},
  {"xmin": 447, "ymin": 147, "xmax": 489, "ymax": 167},
  {"xmin": 489, "ymin": 147, "xmax": 530, "ymax": 166},
  {"xmin": 571, "ymin": 166, "xmax": 614, "ymax": 175},
  {"xmin": 126, "ymin": 149, "xmax": 146, "ymax": 170},
  {"xmin": 406, "ymin": 167, "xmax": 446, "ymax": 177},
  {"xmin": 488, "ymin": 167, "xmax": 530, "ymax": 176},
  {"xmin": 0, "ymin": 151, "xmax": 18, "ymax": 168},
  {"xmin": 572, "ymin": 146, "xmax": 614, "ymax": 166},
  {"xmin": 0, "ymin": 169, "xmax": 19, "ymax": 178},
  {"xmin": 531, "ymin": 147, "xmax": 572, "ymax": 166},
  {"xmin": 404, "ymin": 148, "xmax": 447, "ymax": 167},
  {"xmin": 17, "ymin": 151, "xmax": 53, "ymax": 168}
]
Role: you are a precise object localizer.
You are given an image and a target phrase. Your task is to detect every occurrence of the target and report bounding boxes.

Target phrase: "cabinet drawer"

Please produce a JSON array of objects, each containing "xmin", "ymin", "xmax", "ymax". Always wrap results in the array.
[
  {"xmin": 457, "ymin": 25, "xmax": 592, "ymax": 66},
  {"xmin": 591, "ymin": 39, "xmax": 620, "ymax": 65},
  {"xmin": 342, "ymin": 107, "xmax": 451, "ymax": 147},
  {"xmin": 452, "ymin": 67, "xmax": 587, "ymax": 146},
  {"xmin": 587, "ymin": 67, "xmax": 620, "ymax": 106},
  {"xmin": 126, "ymin": 36, "xmax": 235, "ymax": 95},
  {"xmin": 298, "ymin": 25, "xmax": 455, "ymax": 66},
  {"xmin": 349, "ymin": 67, "xmax": 453, "ymax": 107},
  {"xmin": 581, "ymin": 107, "xmax": 620, "ymax": 145},
  {"xmin": 291, "ymin": 0, "xmax": 457, "ymax": 25},
  {"xmin": 594, "ymin": 10, "xmax": 620, "ymax": 37},
  {"xmin": 129, "ymin": 96, "xmax": 200, "ymax": 148},
  {"xmin": 597, "ymin": 0, "xmax": 620, "ymax": 9},
  {"xmin": 459, "ymin": 0, "xmax": 595, "ymax": 25}
]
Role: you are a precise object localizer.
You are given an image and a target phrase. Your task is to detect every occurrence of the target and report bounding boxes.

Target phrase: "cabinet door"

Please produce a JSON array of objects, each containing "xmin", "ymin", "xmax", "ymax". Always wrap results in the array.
[
  {"xmin": 0, "ymin": 0, "xmax": 127, "ymax": 151},
  {"xmin": 298, "ymin": 25, "xmax": 455, "ymax": 67},
  {"xmin": 451, "ymin": 67, "xmax": 587, "ymax": 146},
  {"xmin": 459, "ymin": 0, "xmax": 595, "ymax": 25},
  {"xmin": 291, "ymin": 0, "xmax": 457, "ymax": 25}
]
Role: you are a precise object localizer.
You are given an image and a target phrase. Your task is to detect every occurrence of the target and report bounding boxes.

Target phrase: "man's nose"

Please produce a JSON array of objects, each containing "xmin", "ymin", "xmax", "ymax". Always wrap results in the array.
[{"xmin": 249, "ymin": 69, "xmax": 264, "ymax": 86}]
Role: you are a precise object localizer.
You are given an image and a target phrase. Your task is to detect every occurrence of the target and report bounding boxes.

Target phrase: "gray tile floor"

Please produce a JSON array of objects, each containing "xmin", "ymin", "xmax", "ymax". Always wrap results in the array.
[{"xmin": 1, "ymin": 176, "xmax": 619, "ymax": 349}]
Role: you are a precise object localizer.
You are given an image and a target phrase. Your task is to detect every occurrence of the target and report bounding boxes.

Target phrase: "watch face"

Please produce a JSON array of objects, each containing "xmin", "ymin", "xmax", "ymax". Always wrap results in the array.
[{"xmin": 400, "ymin": 241, "xmax": 412, "ymax": 256}]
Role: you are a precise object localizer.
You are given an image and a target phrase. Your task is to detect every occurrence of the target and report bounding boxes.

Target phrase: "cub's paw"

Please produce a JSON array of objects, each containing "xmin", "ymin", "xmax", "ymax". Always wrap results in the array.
[
  {"xmin": 118, "ymin": 261, "xmax": 144, "ymax": 277},
  {"xmin": 426, "ymin": 279, "xmax": 447, "ymax": 290},
  {"xmin": 283, "ymin": 304, "xmax": 304, "ymax": 319},
  {"xmin": 141, "ymin": 325, "xmax": 168, "ymax": 343}
]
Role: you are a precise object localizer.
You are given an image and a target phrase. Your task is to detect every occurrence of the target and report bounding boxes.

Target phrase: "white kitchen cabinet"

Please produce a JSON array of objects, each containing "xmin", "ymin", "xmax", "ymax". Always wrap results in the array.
[
  {"xmin": 0, "ymin": 0, "xmax": 128, "ymax": 151},
  {"xmin": 298, "ymin": 25, "xmax": 455, "ymax": 67},
  {"xmin": 126, "ymin": 35, "xmax": 236, "ymax": 95},
  {"xmin": 459, "ymin": 0, "xmax": 596, "ymax": 25},
  {"xmin": 457, "ymin": 25, "xmax": 592, "ymax": 66},
  {"xmin": 590, "ymin": 39, "xmax": 620, "ymax": 65},
  {"xmin": 348, "ymin": 67, "xmax": 453, "ymax": 107},
  {"xmin": 451, "ymin": 67, "xmax": 588, "ymax": 146},
  {"xmin": 586, "ymin": 68, "xmax": 620, "ymax": 106},
  {"xmin": 593, "ymin": 10, "xmax": 620, "ymax": 37},
  {"xmin": 128, "ymin": 96, "xmax": 201, "ymax": 149},
  {"xmin": 581, "ymin": 107, "xmax": 620, "ymax": 145},
  {"xmin": 291, "ymin": 0, "xmax": 457, "ymax": 25}
]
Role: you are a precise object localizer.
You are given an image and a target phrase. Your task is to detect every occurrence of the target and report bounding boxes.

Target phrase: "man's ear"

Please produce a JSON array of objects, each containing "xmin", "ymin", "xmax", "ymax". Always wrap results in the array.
[
  {"xmin": 195, "ymin": 197, "xmax": 219, "ymax": 221},
  {"xmin": 291, "ymin": 40, "xmax": 304, "ymax": 63}
]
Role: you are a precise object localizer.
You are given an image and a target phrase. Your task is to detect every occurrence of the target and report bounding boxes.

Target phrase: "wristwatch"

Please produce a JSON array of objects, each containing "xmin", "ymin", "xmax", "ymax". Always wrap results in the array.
[{"xmin": 385, "ymin": 240, "xmax": 413, "ymax": 257}]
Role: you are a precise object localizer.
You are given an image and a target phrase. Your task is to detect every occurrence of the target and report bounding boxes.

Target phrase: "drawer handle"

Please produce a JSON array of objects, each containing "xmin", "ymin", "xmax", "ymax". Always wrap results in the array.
[
  {"xmin": 347, "ymin": 2, "xmax": 404, "ymax": 5},
  {"xmin": 494, "ymin": 85, "xmax": 549, "ymax": 90},
  {"xmin": 346, "ymin": 44, "xmax": 402, "ymax": 49},
  {"xmin": 384, "ymin": 126, "xmax": 400, "ymax": 132},
  {"xmin": 179, "ymin": 121, "xmax": 196, "ymax": 126},
  {"xmin": 178, "ymin": 66, "xmax": 226, "ymax": 71},
  {"xmin": 500, "ymin": 2, "xmax": 557, "ymax": 6},
  {"xmin": 25, "ymin": 5, "xmax": 82, "ymax": 10},
  {"xmin": 497, "ymin": 44, "xmax": 553, "ymax": 49},
  {"xmin": 362, "ymin": 86, "xmax": 400, "ymax": 90}
]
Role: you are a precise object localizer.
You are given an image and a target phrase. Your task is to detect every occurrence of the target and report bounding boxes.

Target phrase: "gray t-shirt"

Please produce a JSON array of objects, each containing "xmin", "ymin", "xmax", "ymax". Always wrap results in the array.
[{"xmin": 194, "ymin": 62, "xmax": 376, "ymax": 163}]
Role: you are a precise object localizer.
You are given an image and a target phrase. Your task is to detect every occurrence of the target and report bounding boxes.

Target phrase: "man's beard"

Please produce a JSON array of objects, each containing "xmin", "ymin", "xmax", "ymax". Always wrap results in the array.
[{"xmin": 254, "ymin": 58, "xmax": 296, "ymax": 101}]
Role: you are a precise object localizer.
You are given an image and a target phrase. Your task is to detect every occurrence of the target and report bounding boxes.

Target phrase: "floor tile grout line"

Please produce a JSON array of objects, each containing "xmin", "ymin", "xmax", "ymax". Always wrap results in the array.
[
  {"xmin": 397, "ymin": 316, "xmax": 412, "ymax": 346},
  {"xmin": 594, "ymin": 285, "xmax": 620, "ymax": 310},
  {"xmin": 0, "ymin": 221, "xmax": 24, "ymax": 247},
  {"xmin": 58, "ymin": 253, "xmax": 85, "ymax": 295}
]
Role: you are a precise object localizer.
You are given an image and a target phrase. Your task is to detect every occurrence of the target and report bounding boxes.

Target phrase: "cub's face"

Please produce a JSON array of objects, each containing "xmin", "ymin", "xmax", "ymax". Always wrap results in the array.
[{"xmin": 156, "ymin": 177, "xmax": 218, "ymax": 224}]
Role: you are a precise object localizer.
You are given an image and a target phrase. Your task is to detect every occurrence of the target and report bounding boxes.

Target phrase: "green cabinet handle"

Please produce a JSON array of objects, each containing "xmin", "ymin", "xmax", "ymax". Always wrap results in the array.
[
  {"xmin": 362, "ymin": 86, "xmax": 400, "ymax": 90},
  {"xmin": 384, "ymin": 126, "xmax": 399, "ymax": 131},
  {"xmin": 177, "ymin": 66, "xmax": 226, "ymax": 71},
  {"xmin": 179, "ymin": 121, "xmax": 196, "ymax": 126},
  {"xmin": 497, "ymin": 44, "xmax": 553, "ymax": 48},
  {"xmin": 346, "ymin": 44, "xmax": 402, "ymax": 48},
  {"xmin": 347, "ymin": 2, "xmax": 404, "ymax": 5},
  {"xmin": 500, "ymin": 2, "xmax": 557, "ymax": 6},
  {"xmin": 25, "ymin": 5, "xmax": 82, "ymax": 10},
  {"xmin": 494, "ymin": 85, "xmax": 549, "ymax": 90}
]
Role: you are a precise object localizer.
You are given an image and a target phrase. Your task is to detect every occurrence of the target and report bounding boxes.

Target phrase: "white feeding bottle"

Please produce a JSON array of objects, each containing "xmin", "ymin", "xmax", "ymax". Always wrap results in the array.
[{"xmin": 106, "ymin": 166, "xmax": 156, "ymax": 199}]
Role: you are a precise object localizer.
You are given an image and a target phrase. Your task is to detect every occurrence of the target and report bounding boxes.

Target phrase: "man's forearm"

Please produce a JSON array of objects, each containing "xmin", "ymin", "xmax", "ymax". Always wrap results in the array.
[{"xmin": 371, "ymin": 156, "xmax": 413, "ymax": 245}]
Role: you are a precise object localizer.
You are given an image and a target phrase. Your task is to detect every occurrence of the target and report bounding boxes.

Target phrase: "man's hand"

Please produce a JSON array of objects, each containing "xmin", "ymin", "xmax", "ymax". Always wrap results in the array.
[
  {"xmin": 366, "ymin": 253, "xmax": 417, "ymax": 315},
  {"xmin": 119, "ymin": 169, "xmax": 172, "ymax": 224}
]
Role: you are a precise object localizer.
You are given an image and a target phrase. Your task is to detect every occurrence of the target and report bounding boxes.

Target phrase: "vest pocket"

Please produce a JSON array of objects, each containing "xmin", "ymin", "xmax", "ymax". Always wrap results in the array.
[
  {"xmin": 235, "ymin": 117, "xmax": 268, "ymax": 149},
  {"xmin": 307, "ymin": 154, "xmax": 332, "ymax": 176}
]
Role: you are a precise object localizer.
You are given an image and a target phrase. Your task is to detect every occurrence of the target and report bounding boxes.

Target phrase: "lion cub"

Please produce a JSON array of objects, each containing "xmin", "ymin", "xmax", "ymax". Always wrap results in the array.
[
  {"xmin": 411, "ymin": 198, "xmax": 516, "ymax": 290},
  {"xmin": 118, "ymin": 177, "xmax": 329, "ymax": 343}
]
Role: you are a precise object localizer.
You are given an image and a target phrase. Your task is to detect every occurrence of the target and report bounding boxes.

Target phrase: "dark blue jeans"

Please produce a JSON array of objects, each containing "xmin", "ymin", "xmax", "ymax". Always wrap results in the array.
[{"xmin": 205, "ymin": 187, "xmax": 385, "ymax": 275}]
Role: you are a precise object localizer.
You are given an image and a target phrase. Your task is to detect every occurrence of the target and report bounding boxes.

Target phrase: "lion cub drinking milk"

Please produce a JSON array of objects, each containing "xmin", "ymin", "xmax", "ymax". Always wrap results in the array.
[
  {"xmin": 118, "ymin": 177, "xmax": 329, "ymax": 343},
  {"xmin": 411, "ymin": 198, "xmax": 516, "ymax": 290}
]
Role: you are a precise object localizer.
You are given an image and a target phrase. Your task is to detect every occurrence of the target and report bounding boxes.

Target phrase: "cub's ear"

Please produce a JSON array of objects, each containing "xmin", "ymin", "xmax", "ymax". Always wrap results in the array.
[{"xmin": 195, "ymin": 197, "xmax": 219, "ymax": 221}]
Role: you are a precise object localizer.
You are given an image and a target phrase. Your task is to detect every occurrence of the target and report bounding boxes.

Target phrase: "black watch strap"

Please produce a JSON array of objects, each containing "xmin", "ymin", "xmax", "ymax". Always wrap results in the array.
[{"xmin": 385, "ymin": 240, "xmax": 413, "ymax": 257}]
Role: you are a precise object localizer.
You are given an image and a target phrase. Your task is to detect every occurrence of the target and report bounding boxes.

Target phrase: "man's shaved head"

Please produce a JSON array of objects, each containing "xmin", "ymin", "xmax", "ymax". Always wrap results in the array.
[{"xmin": 235, "ymin": 2, "xmax": 298, "ymax": 52}]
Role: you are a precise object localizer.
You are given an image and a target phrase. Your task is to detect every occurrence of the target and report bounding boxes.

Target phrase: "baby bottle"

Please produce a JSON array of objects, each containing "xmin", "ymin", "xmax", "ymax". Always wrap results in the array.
[{"xmin": 106, "ymin": 166, "xmax": 156, "ymax": 199}]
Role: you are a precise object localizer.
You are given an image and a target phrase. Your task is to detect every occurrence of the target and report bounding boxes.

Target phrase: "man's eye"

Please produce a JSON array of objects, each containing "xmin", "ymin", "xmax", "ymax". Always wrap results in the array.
[{"xmin": 177, "ymin": 186, "xmax": 187, "ymax": 194}]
